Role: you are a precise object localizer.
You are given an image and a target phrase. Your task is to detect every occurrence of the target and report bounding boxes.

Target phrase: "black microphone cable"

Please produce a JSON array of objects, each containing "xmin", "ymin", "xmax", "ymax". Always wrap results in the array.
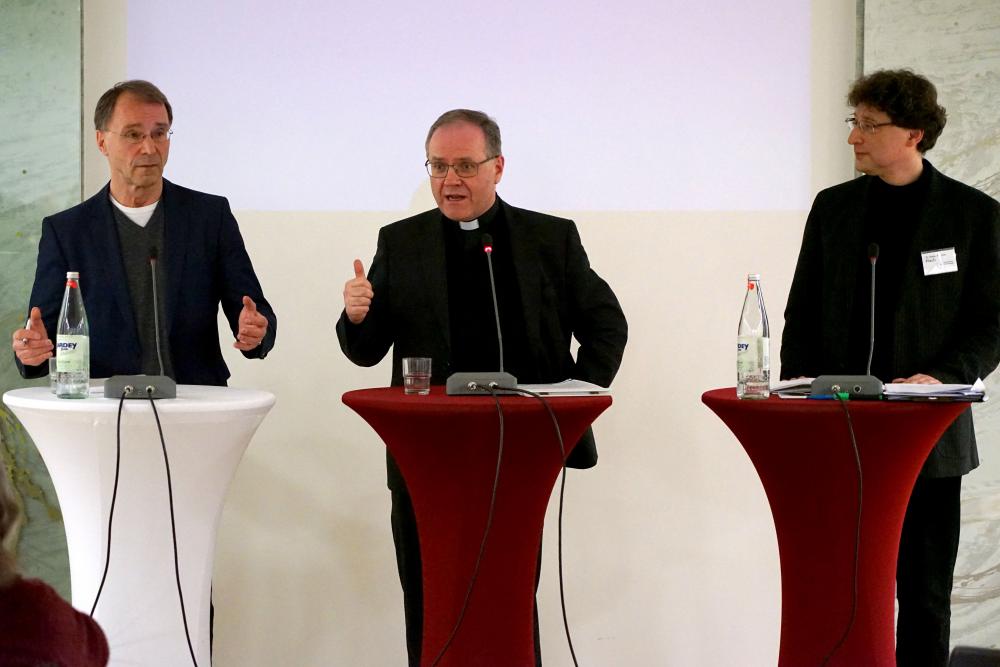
[
  {"xmin": 503, "ymin": 386, "xmax": 579, "ymax": 667},
  {"xmin": 820, "ymin": 395, "xmax": 863, "ymax": 666},
  {"xmin": 90, "ymin": 387, "xmax": 198, "ymax": 665},
  {"xmin": 429, "ymin": 387, "xmax": 506, "ymax": 667},
  {"xmin": 90, "ymin": 388, "xmax": 129, "ymax": 617},
  {"xmin": 147, "ymin": 389, "xmax": 199, "ymax": 667}
]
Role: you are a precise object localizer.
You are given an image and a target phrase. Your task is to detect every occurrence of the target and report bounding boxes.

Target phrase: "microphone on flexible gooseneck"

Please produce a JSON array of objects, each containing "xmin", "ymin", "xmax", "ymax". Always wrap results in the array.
[
  {"xmin": 481, "ymin": 233, "xmax": 505, "ymax": 374},
  {"xmin": 816, "ymin": 245, "xmax": 881, "ymax": 665},
  {"xmin": 149, "ymin": 248, "xmax": 166, "ymax": 377},
  {"xmin": 866, "ymin": 243, "xmax": 879, "ymax": 377},
  {"xmin": 810, "ymin": 244, "xmax": 884, "ymax": 399},
  {"xmin": 104, "ymin": 247, "xmax": 177, "ymax": 399},
  {"xmin": 445, "ymin": 232, "xmax": 517, "ymax": 395}
]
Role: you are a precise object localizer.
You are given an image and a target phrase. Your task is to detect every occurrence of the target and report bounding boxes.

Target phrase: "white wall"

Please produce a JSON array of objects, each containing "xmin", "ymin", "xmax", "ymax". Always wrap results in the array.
[{"xmin": 83, "ymin": 1, "xmax": 856, "ymax": 664}]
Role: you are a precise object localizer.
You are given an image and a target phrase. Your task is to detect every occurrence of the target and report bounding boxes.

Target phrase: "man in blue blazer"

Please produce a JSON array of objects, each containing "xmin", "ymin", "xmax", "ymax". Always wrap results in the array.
[
  {"xmin": 781, "ymin": 70, "xmax": 1000, "ymax": 666},
  {"xmin": 12, "ymin": 80, "xmax": 275, "ymax": 386},
  {"xmin": 338, "ymin": 109, "xmax": 627, "ymax": 665}
]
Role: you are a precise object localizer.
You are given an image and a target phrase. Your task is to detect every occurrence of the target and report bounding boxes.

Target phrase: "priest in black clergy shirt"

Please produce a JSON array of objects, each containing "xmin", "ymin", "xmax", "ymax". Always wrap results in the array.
[{"xmin": 337, "ymin": 109, "xmax": 628, "ymax": 666}]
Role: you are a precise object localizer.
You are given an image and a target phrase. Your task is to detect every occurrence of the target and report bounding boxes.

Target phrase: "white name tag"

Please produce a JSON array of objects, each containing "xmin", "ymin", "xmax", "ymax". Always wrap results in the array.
[{"xmin": 921, "ymin": 247, "xmax": 958, "ymax": 276}]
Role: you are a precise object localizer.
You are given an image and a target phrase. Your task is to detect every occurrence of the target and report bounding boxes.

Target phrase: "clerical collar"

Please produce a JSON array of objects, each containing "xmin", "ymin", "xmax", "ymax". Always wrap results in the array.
[{"xmin": 443, "ymin": 198, "xmax": 501, "ymax": 231}]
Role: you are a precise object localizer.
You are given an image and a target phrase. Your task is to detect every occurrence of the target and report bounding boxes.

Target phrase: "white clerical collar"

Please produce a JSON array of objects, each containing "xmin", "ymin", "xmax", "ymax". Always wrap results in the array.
[{"xmin": 459, "ymin": 219, "xmax": 480, "ymax": 231}]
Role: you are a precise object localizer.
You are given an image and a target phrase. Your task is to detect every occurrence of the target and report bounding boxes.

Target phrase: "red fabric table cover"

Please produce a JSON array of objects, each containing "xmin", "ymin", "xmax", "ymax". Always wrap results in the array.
[
  {"xmin": 343, "ymin": 386, "xmax": 612, "ymax": 667},
  {"xmin": 702, "ymin": 388, "xmax": 968, "ymax": 666}
]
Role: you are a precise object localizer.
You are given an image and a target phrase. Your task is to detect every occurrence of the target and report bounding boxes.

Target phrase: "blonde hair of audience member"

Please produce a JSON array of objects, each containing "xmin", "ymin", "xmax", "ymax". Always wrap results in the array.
[{"xmin": 0, "ymin": 464, "xmax": 23, "ymax": 588}]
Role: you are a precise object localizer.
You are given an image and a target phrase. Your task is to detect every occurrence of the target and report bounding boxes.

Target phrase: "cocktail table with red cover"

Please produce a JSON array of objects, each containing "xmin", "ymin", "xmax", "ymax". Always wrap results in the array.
[
  {"xmin": 702, "ymin": 388, "xmax": 968, "ymax": 666},
  {"xmin": 343, "ymin": 386, "xmax": 612, "ymax": 667}
]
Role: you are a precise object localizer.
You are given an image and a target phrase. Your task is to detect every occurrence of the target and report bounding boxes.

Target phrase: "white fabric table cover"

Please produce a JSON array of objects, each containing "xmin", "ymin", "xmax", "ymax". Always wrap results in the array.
[{"xmin": 3, "ymin": 384, "xmax": 275, "ymax": 666}]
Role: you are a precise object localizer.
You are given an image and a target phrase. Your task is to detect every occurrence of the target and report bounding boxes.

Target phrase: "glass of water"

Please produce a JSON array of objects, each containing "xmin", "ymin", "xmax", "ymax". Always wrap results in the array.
[
  {"xmin": 402, "ymin": 357, "xmax": 431, "ymax": 395},
  {"xmin": 48, "ymin": 356, "xmax": 59, "ymax": 394}
]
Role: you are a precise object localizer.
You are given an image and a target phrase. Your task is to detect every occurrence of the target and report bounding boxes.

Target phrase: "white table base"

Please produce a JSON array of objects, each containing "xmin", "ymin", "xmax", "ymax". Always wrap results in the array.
[{"xmin": 3, "ymin": 384, "xmax": 275, "ymax": 666}]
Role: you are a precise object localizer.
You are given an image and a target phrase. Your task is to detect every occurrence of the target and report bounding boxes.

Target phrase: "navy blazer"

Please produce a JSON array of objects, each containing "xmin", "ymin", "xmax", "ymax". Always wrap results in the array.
[
  {"xmin": 17, "ymin": 180, "xmax": 277, "ymax": 386},
  {"xmin": 337, "ymin": 198, "xmax": 628, "ymax": 471},
  {"xmin": 781, "ymin": 161, "xmax": 1000, "ymax": 477}
]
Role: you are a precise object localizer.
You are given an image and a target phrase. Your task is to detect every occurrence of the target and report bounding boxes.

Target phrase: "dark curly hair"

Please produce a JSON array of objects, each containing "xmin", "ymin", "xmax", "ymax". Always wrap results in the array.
[{"xmin": 848, "ymin": 69, "xmax": 947, "ymax": 153}]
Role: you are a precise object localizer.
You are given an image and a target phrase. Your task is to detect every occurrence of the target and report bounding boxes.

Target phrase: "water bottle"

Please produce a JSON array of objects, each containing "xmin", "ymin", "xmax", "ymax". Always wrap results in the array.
[
  {"xmin": 55, "ymin": 271, "xmax": 90, "ymax": 398},
  {"xmin": 737, "ymin": 273, "xmax": 770, "ymax": 399}
]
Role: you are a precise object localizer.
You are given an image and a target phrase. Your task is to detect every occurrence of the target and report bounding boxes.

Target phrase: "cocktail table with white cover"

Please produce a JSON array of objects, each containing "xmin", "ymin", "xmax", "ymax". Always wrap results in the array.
[{"xmin": 2, "ymin": 384, "xmax": 275, "ymax": 666}]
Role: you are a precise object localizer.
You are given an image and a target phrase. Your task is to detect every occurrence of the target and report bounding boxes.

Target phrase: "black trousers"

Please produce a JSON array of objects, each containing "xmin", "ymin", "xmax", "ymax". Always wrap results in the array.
[
  {"xmin": 895, "ymin": 475, "xmax": 962, "ymax": 667},
  {"xmin": 390, "ymin": 482, "xmax": 543, "ymax": 667}
]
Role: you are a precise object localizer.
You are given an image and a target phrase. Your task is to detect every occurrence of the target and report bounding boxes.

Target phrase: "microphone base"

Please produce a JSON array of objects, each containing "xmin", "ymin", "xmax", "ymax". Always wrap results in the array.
[
  {"xmin": 445, "ymin": 372, "xmax": 518, "ymax": 396},
  {"xmin": 105, "ymin": 375, "xmax": 177, "ymax": 400},
  {"xmin": 811, "ymin": 375, "xmax": 883, "ymax": 399}
]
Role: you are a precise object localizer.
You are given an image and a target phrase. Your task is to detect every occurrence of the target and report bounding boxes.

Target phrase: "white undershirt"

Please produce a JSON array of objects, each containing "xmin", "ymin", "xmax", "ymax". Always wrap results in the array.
[{"xmin": 110, "ymin": 195, "xmax": 159, "ymax": 227}]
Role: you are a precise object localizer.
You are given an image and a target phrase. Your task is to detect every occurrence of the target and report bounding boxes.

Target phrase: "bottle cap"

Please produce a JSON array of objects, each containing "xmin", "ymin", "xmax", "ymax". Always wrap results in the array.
[
  {"xmin": 747, "ymin": 273, "xmax": 761, "ymax": 280},
  {"xmin": 66, "ymin": 271, "xmax": 80, "ymax": 279}
]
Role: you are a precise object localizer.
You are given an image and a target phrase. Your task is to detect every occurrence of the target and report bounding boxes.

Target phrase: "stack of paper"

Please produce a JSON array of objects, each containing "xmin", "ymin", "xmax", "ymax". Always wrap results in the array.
[
  {"xmin": 883, "ymin": 378, "xmax": 987, "ymax": 401},
  {"xmin": 516, "ymin": 379, "xmax": 611, "ymax": 396},
  {"xmin": 771, "ymin": 378, "xmax": 814, "ymax": 399}
]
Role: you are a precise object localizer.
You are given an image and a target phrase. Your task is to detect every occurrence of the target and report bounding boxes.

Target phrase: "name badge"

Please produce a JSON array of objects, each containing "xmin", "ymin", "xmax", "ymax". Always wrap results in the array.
[{"xmin": 921, "ymin": 247, "xmax": 958, "ymax": 276}]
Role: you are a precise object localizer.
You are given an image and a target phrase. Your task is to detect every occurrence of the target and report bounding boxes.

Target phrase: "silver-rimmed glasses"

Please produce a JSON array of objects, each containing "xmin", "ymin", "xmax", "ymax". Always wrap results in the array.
[
  {"xmin": 845, "ymin": 116, "xmax": 893, "ymax": 135},
  {"xmin": 105, "ymin": 127, "xmax": 173, "ymax": 144},
  {"xmin": 425, "ymin": 156, "xmax": 497, "ymax": 178}
]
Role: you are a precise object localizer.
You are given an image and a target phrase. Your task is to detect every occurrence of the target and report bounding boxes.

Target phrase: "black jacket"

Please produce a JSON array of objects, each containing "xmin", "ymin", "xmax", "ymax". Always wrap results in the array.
[
  {"xmin": 17, "ymin": 180, "xmax": 276, "ymax": 386},
  {"xmin": 337, "ymin": 198, "xmax": 628, "ymax": 473},
  {"xmin": 782, "ymin": 162, "xmax": 1000, "ymax": 477}
]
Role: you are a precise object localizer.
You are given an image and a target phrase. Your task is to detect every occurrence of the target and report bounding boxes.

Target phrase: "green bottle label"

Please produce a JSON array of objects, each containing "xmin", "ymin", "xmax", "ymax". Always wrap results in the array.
[{"xmin": 56, "ymin": 335, "xmax": 89, "ymax": 372}]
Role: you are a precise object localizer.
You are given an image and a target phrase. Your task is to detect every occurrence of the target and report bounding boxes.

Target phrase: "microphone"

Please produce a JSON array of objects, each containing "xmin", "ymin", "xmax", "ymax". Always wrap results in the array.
[
  {"xmin": 866, "ymin": 243, "xmax": 878, "ymax": 376},
  {"xmin": 482, "ymin": 234, "xmax": 505, "ymax": 373},
  {"xmin": 149, "ymin": 248, "xmax": 166, "ymax": 377},
  {"xmin": 811, "ymin": 243, "xmax": 884, "ymax": 399},
  {"xmin": 445, "ymin": 232, "xmax": 518, "ymax": 395},
  {"xmin": 104, "ymin": 247, "xmax": 177, "ymax": 399}
]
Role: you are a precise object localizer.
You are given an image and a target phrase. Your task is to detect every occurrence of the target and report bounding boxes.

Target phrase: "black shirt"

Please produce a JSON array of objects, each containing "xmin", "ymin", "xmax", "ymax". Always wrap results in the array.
[
  {"xmin": 442, "ymin": 199, "xmax": 533, "ymax": 381},
  {"xmin": 850, "ymin": 167, "xmax": 931, "ymax": 379}
]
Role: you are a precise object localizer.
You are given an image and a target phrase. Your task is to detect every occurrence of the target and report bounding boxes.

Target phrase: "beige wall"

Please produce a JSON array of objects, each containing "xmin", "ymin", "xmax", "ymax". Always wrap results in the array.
[{"xmin": 82, "ymin": 1, "xmax": 856, "ymax": 663}]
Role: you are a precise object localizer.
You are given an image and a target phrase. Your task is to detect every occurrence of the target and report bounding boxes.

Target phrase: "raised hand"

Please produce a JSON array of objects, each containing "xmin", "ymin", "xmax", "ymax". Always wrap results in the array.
[
  {"xmin": 234, "ymin": 296, "xmax": 268, "ymax": 350},
  {"xmin": 12, "ymin": 307, "xmax": 53, "ymax": 367},
  {"xmin": 344, "ymin": 259, "xmax": 374, "ymax": 324}
]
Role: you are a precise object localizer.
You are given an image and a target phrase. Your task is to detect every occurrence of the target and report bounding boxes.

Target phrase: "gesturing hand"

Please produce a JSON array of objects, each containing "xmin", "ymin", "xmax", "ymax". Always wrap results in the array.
[
  {"xmin": 344, "ymin": 259, "xmax": 374, "ymax": 324},
  {"xmin": 234, "ymin": 296, "xmax": 268, "ymax": 350},
  {"xmin": 11, "ymin": 307, "xmax": 53, "ymax": 367}
]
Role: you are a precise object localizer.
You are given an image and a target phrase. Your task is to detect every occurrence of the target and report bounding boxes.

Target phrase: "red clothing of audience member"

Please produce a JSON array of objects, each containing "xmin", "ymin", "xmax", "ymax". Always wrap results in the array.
[{"xmin": 0, "ymin": 576, "xmax": 109, "ymax": 666}]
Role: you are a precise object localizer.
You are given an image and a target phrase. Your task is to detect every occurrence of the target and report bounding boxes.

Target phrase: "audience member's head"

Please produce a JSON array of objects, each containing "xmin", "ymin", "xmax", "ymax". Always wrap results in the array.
[{"xmin": 0, "ymin": 466, "xmax": 22, "ymax": 588}]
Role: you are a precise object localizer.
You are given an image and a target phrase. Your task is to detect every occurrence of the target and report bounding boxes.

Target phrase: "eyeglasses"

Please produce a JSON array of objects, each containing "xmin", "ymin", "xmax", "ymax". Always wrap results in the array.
[
  {"xmin": 845, "ymin": 116, "xmax": 893, "ymax": 135},
  {"xmin": 106, "ymin": 127, "xmax": 173, "ymax": 144},
  {"xmin": 425, "ymin": 156, "xmax": 497, "ymax": 179}
]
